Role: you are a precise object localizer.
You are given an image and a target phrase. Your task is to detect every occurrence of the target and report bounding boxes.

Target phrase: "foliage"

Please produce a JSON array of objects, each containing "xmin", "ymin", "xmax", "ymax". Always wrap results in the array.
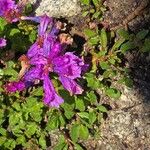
[
  {"xmin": 80, "ymin": 0, "xmax": 106, "ymax": 20},
  {"xmin": 83, "ymin": 27, "xmax": 132, "ymax": 99},
  {"xmin": 0, "ymin": 1, "xmax": 150, "ymax": 150}
]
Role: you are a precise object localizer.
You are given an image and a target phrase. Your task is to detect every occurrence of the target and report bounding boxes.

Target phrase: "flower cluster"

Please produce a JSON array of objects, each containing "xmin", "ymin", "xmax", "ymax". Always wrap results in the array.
[{"xmin": 5, "ymin": 15, "xmax": 86, "ymax": 107}]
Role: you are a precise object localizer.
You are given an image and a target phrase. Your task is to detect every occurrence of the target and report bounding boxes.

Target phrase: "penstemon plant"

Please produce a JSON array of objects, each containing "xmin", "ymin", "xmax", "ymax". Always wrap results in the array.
[
  {"xmin": 1, "ymin": 0, "xmax": 149, "ymax": 149},
  {"xmin": 0, "ymin": 0, "xmax": 100, "ymax": 149}
]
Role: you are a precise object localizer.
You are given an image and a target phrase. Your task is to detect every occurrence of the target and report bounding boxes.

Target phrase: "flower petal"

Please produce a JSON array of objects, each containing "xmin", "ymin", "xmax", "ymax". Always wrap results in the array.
[
  {"xmin": 38, "ymin": 15, "xmax": 53, "ymax": 36},
  {"xmin": 5, "ymin": 80, "xmax": 25, "ymax": 92},
  {"xmin": 0, "ymin": 0, "xmax": 15, "ymax": 16},
  {"xmin": 0, "ymin": 38, "xmax": 6, "ymax": 47},
  {"xmin": 53, "ymin": 52, "xmax": 84, "ymax": 79},
  {"xmin": 59, "ymin": 76, "xmax": 83, "ymax": 95},
  {"xmin": 43, "ymin": 75, "xmax": 64, "ymax": 107},
  {"xmin": 24, "ymin": 65, "xmax": 43, "ymax": 81}
]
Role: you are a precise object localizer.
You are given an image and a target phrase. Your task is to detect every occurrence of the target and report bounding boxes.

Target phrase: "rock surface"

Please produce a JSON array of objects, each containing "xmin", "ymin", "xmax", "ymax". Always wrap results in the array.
[
  {"xmin": 30, "ymin": 0, "xmax": 81, "ymax": 17},
  {"xmin": 104, "ymin": 0, "xmax": 150, "ymax": 31}
]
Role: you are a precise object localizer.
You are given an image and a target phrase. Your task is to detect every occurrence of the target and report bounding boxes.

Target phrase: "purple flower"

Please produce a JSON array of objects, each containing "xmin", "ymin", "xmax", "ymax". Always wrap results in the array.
[
  {"xmin": 59, "ymin": 76, "xmax": 83, "ymax": 95},
  {"xmin": 0, "ymin": 0, "xmax": 25, "ymax": 23},
  {"xmin": 43, "ymin": 75, "xmax": 64, "ymax": 107},
  {"xmin": 38, "ymin": 15, "xmax": 53, "ymax": 36},
  {"xmin": 53, "ymin": 52, "xmax": 84, "ymax": 79},
  {"xmin": 5, "ymin": 81, "xmax": 25, "ymax": 92},
  {"xmin": 0, "ymin": 38, "xmax": 7, "ymax": 47},
  {"xmin": 0, "ymin": 0, "xmax": 15, "ymax": 16},
  {"xmin": 24, "ymin": 65, "xmax": 44, "ymax": 81},
  {"xmin": 5, "ymin": 15, "xmax": 87, "ymax": 108}
]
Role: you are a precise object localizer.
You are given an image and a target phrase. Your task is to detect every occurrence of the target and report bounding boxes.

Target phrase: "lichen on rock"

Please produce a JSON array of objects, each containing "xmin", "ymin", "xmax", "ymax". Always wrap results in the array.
[{"xmin": 30, "ymin": 0, "xmax": 81, "ymax": 17}]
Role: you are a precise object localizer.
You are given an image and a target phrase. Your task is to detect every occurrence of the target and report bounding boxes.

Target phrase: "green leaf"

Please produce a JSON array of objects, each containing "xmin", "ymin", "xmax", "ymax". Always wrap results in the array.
[
  {"xmin": 0, "ymin": 136, "xmax": 6, "ymax": 145},
  {"xmin": 86, "ymin": 91, "xmax": 97, "ymax": 104},
  {"xmin": 84, "ymin": 28, "xmax": 97, "ymax": 38},
  {"xmin": 98, "ymin": 50, "xmax": 107, "ymax": 56},
  {"xmin": 117, "ymin": 29, "xmax": 130, "ymax": 40},
  {"xmin": 105, "ymin": 88, "xmax": 121, "ymax": 99},
  {"xmin": 59, "ymin": 114, "xmax": 66, "ymax": 127},
  {"xmin": 0, "ymin": 128, "xmax": 7, "ymax": 136},
  {"xmin": 97, "ymin": 105, "xmax": 108, "ymax": 112},
  {"xmin": 16, "ymin": 135, "xmax": 26, "ymax": 145},
  {"xmin": 136, "ymin": 29, "xmax": 149, "ymax": 40},
  {"xmin": 80, "ymin": 0, "xmax": 90, "ymax": 5},
  {"xmin": 63, "ymin": 144, "xmax": 68, "ymax": 150},
  {"xmin": 100, "ymin": 62, "xmax": 110, "ymax": 70},
  {"xmin": 79, "ymin": 125, "xmax": 89, "ymax": 140},
  {"xmin": 70, "ymin": 124, "xmax": 80, "ymax": 142},
  {"xmin": 112, "ymin": 38, "xmax": 125, "ymax": 50},
  {"xmin": 100, "ymin": 28, "xmax": 107, "ymax": 48},
  {"xmin": 30, "ymin": 112, "xmax": 42, "ymax": 122},
  {"xmin": 120, "ymin": 41, "xmax": 136, "ymax": 53},
  {"xmin": 46, "ymin": 114, "xmax": 60, "ymax": 131},
  {"xmin": 64, "ymin": 110, "xmax": 75, "ymax": 119},
  {"xmin": 25, "ymin": 3, "xmax": 33, "ymax": 14},
  {"xmin": 74, "ymin": 143, "xmax": 84, "ymax": 150},
  {"xmin": 54, "ymin": 136, "xmax": 66, "ymax": 150},
  {"xmin": 103, "ymin": 70, "xmax": 116, "ymax": 78},
  {"xmin": 92, "ymin": 0, "xmax": 99, "ymax": 6},
  {"xmin": 54, "ymin": 143, "xmax": 66, "ymax": 150},
  {"xmin": 88, "ymin": 36, "xmax": 100, "ymax": 45},
  {"xmin": 77, "ymin": 112, "xmax": 89, "ymax": 119},
  {"xmin": 82, "ymin": 11, "xmax": 89, "ymax": 17},
  {"xmin": 0, "ymin": 17, "xmax": 7, "ymax": 32},
  {"xmin": 29, "ymin": 30, "xmax": 37, "ymax": 43},
  {"xmin": 75, "ymin": 98, "xmax": 85, "ymax": 111},
  {"xmin": 9, "ymin": 112, "xmax": 21, "ymax": 127},
  {"xmin": 3, "ymin": 67, "xmax": 18, "ymax": 77},
  {"xmin": 24, "ymin": 123, "xmax": 37, "ymax": 138},
  {"xmin": 9, "ymin": 28, "xmax": 20, "ymax": 36},
  {"xmin": 124, "ymin": 77, "xmax": 133, "ymax": 88},
  {"xmin": 92, "ymin": 11, "xmax": 101, "ymax": 19},
  {"xmin": 4, "ymin": 139, "xmax": 16, "ymax": 149},
  {"xmin": 89, "ymin": 111, "xmax": 97, "ymax": 125},
  {"xmin": 85, "ymin": 73, "xmax": 100, "ymax": 89},
  {"xmin": 39, "ymin": 135, "xmax": 47, "ymax": 149},
  {"xmin": 12, "ymin": 102, "xmax": 21, "ymax": 111},
  {"xmin": 141, "ymin": 38, "xmax": 150, "ymax": 52}
]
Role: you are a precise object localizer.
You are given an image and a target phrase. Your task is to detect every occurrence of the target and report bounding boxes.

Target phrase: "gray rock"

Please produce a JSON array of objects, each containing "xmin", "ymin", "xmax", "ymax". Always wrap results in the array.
[
  {"xmin": 30, "ymin": 0, "xmax": 81, "ymax": 17},
  {"xmin": 104, "ymin": 0, "xmax": 150, "ymax": 31}
]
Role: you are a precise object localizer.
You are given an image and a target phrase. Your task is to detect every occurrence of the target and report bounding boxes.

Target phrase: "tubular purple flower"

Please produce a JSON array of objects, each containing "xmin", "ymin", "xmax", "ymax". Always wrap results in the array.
[
  {"xmin": 0, "ymin": 0, "xmax": 15, "ymax": 16},
  {"xmin": 43, "ymin": 75, "xmax": 64, "ymax": 107},
  {"xmin": 53, "ymin": 52, "xmax": 84, "ymax": 79},
  {"xmin": 30, "ymin": 55, "xmax": 48, "ymax": 66},
  {"xmin": 27, "ymin": 43, "xmax": 43, "ymax": 58},
  {"xmin": 24, "ymin": 65, "xmax": 43, "ymax": 81},
  {"xmin": 42, "ymin": 34, "xmax": 53, "ymax": 57},
  {"xmin": 50, "ymin": 42, "xmax": 63, "ymax": 57},
  {"xmin": 5, "ymin": 80, "xmax": 25, "ymax": 92},
  {"xmin": 4, "ymin": 13, "xmax": 87, "ymax": 107},
  {"xmin": 0, "ymin": 38, "xmax": 7, "ymax": 47},
  {"xmin": 21, "ymin": 16, "xmax": 41, "ymax": 23},
  {"xmin": 38, "ymin": 15, "xmax": 53, "ymax": 36},
  {"xmin": 59, "ymin": 76, "xmax": 83, "ymax": 95},
  {"xmin": 0, "ymin": 0, "xmax": 24, "ymax": 23}
]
